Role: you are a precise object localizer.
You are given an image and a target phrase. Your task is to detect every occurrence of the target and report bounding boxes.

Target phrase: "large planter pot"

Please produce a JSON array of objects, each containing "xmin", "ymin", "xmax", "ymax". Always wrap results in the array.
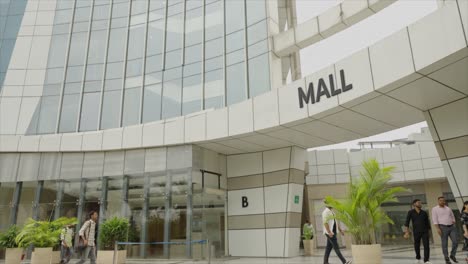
[
  {"xmin": 97, "ymin": 250, "xmax": 126, "ymax": 264},
  {"xmin": 351, "ymin": 244, "xmax": 382, "ymax": 264},
  {"xmin": 303, "ymin": 239, "xmax": 316, "ymax": 256},
  {"xmin": 31, "ymin": 247, "xmax": 52, "ymax": 264},
  {"xmin": 50, "ymin": 250, "xmax": 61, "ymax": 264},
  {"xmin": 5, "ymin": 248, "xmax": 23, "ymax": 264}
]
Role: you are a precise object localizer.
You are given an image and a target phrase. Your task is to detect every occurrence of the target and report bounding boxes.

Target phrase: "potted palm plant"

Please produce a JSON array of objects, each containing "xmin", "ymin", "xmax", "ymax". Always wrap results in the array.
[
  {"xmin": 15, "ymin": 217, "xmax": 76, "ymax": 264},
  {"xmin": 324, "ymin": 159, "xmax": 407, "ymax": 264},
  {"xmin": 97, "ymin": 217, "xmax": 129, "ymax": 264},
  {"xmin": 302, "ymin": 221, "xmax": 315, "ymax": 256},
  {"xmin": 0, "ymin": 225, "xmax": 22, "ymax": 264}
]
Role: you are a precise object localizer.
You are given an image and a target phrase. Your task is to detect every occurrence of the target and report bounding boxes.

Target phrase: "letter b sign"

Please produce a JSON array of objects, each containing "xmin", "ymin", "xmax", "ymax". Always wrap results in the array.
[{"xmin": 242, "ymin": 196, "xmax": 249, "ymax": 208}]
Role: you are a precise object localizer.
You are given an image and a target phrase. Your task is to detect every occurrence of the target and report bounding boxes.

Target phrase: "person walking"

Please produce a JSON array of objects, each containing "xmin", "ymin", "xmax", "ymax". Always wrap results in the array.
[
  {"xmin": 404, "ymin": 199, "xmax": 431, "ymax": 264},
  {"xmin": 59, "ymin": 224, "xmax": 74, "ymax": 264},
  {"xmin": 322, "ymin": 205, "xmax": 352, "ymax": 264},
  {"xmin": 77, "ymin": 211, "xmax": 98, "ymax": 264},
  {"xmin": 460, "ymin": 201, "xmax": 468, "ymax": 262},
  {"xmin": 432, "ymin": 196, "xmax": 458, "ymax": 264}
]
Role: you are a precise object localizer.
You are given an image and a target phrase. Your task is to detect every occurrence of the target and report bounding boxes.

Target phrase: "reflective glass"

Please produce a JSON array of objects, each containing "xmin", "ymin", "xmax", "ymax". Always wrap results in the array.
[
  {"xmin": 80, "ymin": 92, "xmax": 100, "ymax": 131},
  {"xmin": 205, "ymin": 38, "xmax": 223, "ymax": 59},
  {"xmin": 145, "ymin": 55, "xmax": 163, "ymax": 74},
  {"xmin": 17, "ymin": 181, "xmax": 36, "ymax": 226},
  {"xmin": 106, "ymin": 62, "xmax": 124, "ymax": 80},
  {"xmin": 128, "ymin": 25, "xmax": 145, "ymax": 60},
  {"xmin": 182, "ymin": 74, "xmax": 201, "ymax": 115},
  {"xmin": 226, "ymin": 62, "xmax": 246, "ymax": 105},
  {"xmin": 37, "ymin": 96, "xmax": 59, "ymax": 134},
  {"xmin": 100, "ymin": 90, "xmax": 121, "ymax": 129},
  {"xmin": 68, "ymin": 32, "xmax": 87, "ymax": 66},
  {"xmin": 142, "ymin": 83, "xmax": 162, "ymax": 123},
  {"xmin": 225, "ymin": 0, "xmax": 244, "ymax": 34},
  {"xmin": 48, "ymin": 34, "xmax": 69, "ymax": 68},
  {"xmin": 59, "ymin": 94, "xmax": 80, "ymax": 132},
  {"xmin": 166, "ymin": 13, "xmax": 183, "ymax": 51},
  {"xmin": 162, "ymin": 68, "xmax": 182, "ymax": 119},
  {"xmin": 248, "ymin": 54, "xmax": 270, "ymax": 98},
  {"xmin": 147, "ymin": 20, "xmax": 165, "ymax": 56},
  {"xmin": 184, "ymin": 44, "xmax": 202, "ymax": 64},
  {"xmin": 205, "ymin": 0, "xmax": 223, "ymax": 40},
  {"xmin": 247, "ymin": 20, "xmax": 268, "ymax": 45},
  {"xmin": 88, "ymin": 30, "xmax": 107, "ymax": 64},
  {"xmin": 185, "ymin": 6, "xmax": 203, "ymax": 46},
  {"xmin": 246, "ymin": 0, "xmax": 266, "ymax": 26},
  {"xmin": 107, "ymin": 27, "xmax": 127, "ymax": 63},
  {"xmin": 122, "ymin": 88, "xmax": 141, "ymax": 126},
  {"xmin": 204, "ymin": 69, "xmax": 224, "ymax": 109}
]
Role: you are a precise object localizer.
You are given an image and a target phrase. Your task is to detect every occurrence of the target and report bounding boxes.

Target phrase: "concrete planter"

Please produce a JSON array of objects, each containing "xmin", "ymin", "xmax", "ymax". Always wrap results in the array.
[
  {"xmin": 31, "ymin": 247, "xmax": 52, "ymax": 264},
  {"xmin": 351, "ymin": 244, "xmax": 381, "ymax": 264},
  {"xmin": 50, "ymin": 250, "xmax": 61, "ymax": 264},
  {"xmin": 5, "ymin": 248, "xmax": 23, "ymax": 264},
  {"xmin": 302, "ymin": 239, "xmax": 316, "ymax": 256},
  {"xmin": 97, "ymin": 250, "xmax": 126, "ymax": 264}
]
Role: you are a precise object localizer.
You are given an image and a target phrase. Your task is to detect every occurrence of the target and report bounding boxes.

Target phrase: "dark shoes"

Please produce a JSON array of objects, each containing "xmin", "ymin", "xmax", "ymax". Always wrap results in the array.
[{"xmin": 450, "ymin": 255, "xmax": 458, "ymax": 263}]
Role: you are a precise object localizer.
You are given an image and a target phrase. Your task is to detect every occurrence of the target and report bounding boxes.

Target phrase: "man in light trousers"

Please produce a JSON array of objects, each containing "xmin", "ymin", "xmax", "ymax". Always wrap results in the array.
[
  {"xmin": 432, "ymin": 196, "xmax": 458, "ymax": 264},
  {"xmin": 77, "ymin": 211, "xmax": 98, "ymax": 264}
]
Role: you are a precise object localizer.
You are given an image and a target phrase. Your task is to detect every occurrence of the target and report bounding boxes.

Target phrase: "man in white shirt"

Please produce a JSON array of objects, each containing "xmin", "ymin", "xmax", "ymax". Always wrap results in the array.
[
  {"xmin": 77, "ymin": 211, "xmax": 98, "ymax": 264},
  {"xmin": 322, "ymin": 206, "xmax": 352, "ymax": 264}
]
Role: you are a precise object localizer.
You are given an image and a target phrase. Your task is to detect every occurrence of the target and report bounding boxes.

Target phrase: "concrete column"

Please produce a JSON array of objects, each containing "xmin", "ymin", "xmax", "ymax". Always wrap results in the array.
[{"xmin": 424, "ymin": 98, "xmax": 468, "ymax": 208}]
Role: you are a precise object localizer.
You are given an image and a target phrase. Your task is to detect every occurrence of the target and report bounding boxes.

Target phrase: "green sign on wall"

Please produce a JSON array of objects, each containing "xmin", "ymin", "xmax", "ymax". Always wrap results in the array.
[{"xmin": 294, "ymin": 195, "xmax": 299, "ymax": 204}]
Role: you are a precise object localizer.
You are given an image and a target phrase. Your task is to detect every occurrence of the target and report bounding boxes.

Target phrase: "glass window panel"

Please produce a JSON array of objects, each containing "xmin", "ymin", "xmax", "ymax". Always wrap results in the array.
[
  {"xmin": 248, "ymin": 54, "xmax": 270, "ymax": 98},
  {"xmin": 43, "ymin": 84, "xmax": 62, "ymax": 96},
  {"xmin": 17, "ymin": 153, "xmax": 40, "ymax": 182},
  {"xmin": 225, "ymin": 0, "xmax": 245, "ymax": 34},
  {"xmin": 110, "ymin": 16, "xmax": 128, "ymax": 28},
  {"xmin": 79, "ymin": 92, "xmax": 100, "ymax": 131},
  {"xmin": 226, "ymin": 30, "xmax": 244, "ymax": 53},
  {"xmin": 38, "ymin": 153, "xmax": 62, "ymax": 181},
  {"xmin": 83, "ymin": 152, "xmax": 105, "ymax": 179},
  {"xmin": 167, "ymin": 2, "xmax": 183, "ymax": 16},
  {"xmin": 124, "ymin": 149, "xmax": 145, "ymax": 174},
  {"xmin": 112, "ymin": 2, "xmax": 129, "ymax": 18},
  {"xmin": 182, "ymin": 74, "xmax": 201, "ymax": 115},
  {"xmin": 92, "ymin": 19, "xmax": 109, "ymax": 30},
  {"xmin": 162, "ymin": 72, "xmax": 182, "ymax": 119},
  {"xmin": 100, "ymin": 90, "xmax": 121, "ymax": 129},
  {"xmin": 126, "ymin": 59, "xmax": 143, "ymax": 77},
  {"xmin": 38, "ymin": 96, "xmax": 59, "ymax": 134},
  {"xmin": 145, "ymin": 54, "xmax": 162, "ymax": 74},
  {"xmin": 145, "ymin": 71, "xmax": 163, "ymax": 85},
  {"xmin": 247, "ymin": 20, "xmax": 267, "ymax": 45},
  {"xmin": 106, "ymin": 61, "xmax": 124, "ymax": 80},
  {"xmin": 205, "ymin": 38, "xmax": 223, "ymax": 59},
  {"xmin": 48, "ymin": 34, "xmax": 69, "ymax": 68},
  {"xmin": 131, "ymin": 0, "xmax": 147, "ymax": 15},
  {"xmin": 205, "ymin": 0, "xmax": 223, "ymax": 40},
  {"xmin": 142, "ymin": 83, "xmax": 162, "ymax": 122},
  {"xmin": 106, "ymin": 177, "xmax": 123, "ymax": 219},
  {"xmin": 165, "ymin": 49, "xmax": 182, "ymax": 69},
  {"xmin": 204, "ymin": 69, "xmax": 224, "ymax": 109},
  {"xmin": 246, "ymin": 0, "xmax": 266, "ymax": 26},
  {"xmin": 0, "ymin": 154, "xmax": 20, "ymax": 183},
  {"xmin": 166, "ymin": 13, "xmax": 183, "ymax": 51},
  {"xmin": 93, "ymin": 4, "xmax": 110, "ymax": 20},
  {"xmin": 103, "ymin": 151, "xmax": 124, "ymax": 176},
  {"xmin": 184, "ymin": 44, "xmax": 202, "ymax": 64},
  {"xmin": 54, "ymin": 9, "xmax": 73, "ymax": 24},
  {"xmin": 17, "ymin": 182, "xmax": 36, "ymax": 226},
  {"xmin": 86, "ymin": 64, "xmax": 104, "ymax": 81},
  {"xmin": 37, "ymin": 181, "xmax": 59, "ymax": 221},
  {"xmin": 59, "ymin": 94, "xmax": 80, "ymax": 132},
  {"xmin": 122, "ymin": 88, "xmax": 141, "ymax": 126},
  {"xmin": 73, "ymin": 21, "xmax": 89, "ymax": 33},
  {"xmin": 74, "ymin": 6, "xmax": 91, "ymax": 22},
  {"xmin": 84, "ymin": 80, "xmax": 102, "ymax": 92},
  {"xmin": 226, "ymin": 49, "xmax": 244, "ymax": 66},
  {"xmin": 186, "ymin": 0, "xmax": 202, "ymax": 10},
  {"xmin": 66, "ymin": 65, "xmax": 84, "ymax": 83},
  {"xmin": 226, "ymin": 62, "xmax": 246, "ymax": 106},
  {"xmin": 46, "ymin": 68, "xmax": 64, "ymax": 84},
  {"xmin": 104, "ymin": 78, "xmax": 122, "ymax": 91},
  {"xmin": 68, "ymin": 32, "xmax": 87, "ymax": 66},
  {"xmin": 127, "ymin": 25, "xmax": 145, "ymax": 60},
  {"xmin": 64, "ymin": 82, "xmax": 82, "ymax": 95},
  {"xmin": 53, "ymin": 24, "xmax": 70, "ymax": 34},
  {"xmin": 185, "ymin": 7, "xmax": 203, "ymax": 46},
  {"xmin": 88, "ymin": 30, "xmax": 107, "ymax": 64},
  {"xmin": 147, "ymin": 20, "xmax": 165, "ymax": 56},
  {"xmin": 150, "ymin": 0, "xmax": 165, "ymax": 11},
  {"xmin": 247, "ymin": 39, "xmax": 268, "ymax": 59},
  {"xmin": 205, "ymin": 56, "xmax": 222, "ymax": 72},
  {"xmin": 183, "ymin": 62, "xmax": 202, "ymax": 77},
  {"xmin": 61, "ymin": 180, "xmax": 81, "ymax": 219},
  {"xmin": 107, "ymin": 27, "xmax": 127, "ymax": 63}
]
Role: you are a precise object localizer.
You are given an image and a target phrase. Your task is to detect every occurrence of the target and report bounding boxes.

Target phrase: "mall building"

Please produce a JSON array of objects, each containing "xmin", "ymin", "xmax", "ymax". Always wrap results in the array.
[{"xmin": 0, "ymin": 0, "xmax": 467, "ymax": 260}]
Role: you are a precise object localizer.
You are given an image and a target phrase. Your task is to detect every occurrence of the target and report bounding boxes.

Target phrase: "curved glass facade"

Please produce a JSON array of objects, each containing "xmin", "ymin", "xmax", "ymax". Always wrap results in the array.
[{"xmin": 0, "ymin": 0, "xmax": 271, "ymax": 135}]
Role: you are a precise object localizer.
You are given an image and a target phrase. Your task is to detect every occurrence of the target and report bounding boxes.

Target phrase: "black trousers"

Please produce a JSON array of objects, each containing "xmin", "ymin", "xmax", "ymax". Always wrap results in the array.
[
  {"xmin": 323, "ymin": 234, "xmax": 346, "ymax": 264},
  {"xmin": 413, "ymin": 231, "xmax": 430, "ymax": 262}
]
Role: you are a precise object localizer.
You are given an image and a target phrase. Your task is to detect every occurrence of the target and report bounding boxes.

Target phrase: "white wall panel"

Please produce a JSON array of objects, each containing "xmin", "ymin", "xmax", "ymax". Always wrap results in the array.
[
  {"xmin": 284, "ymin": 228, "xmax": 301, "ymax": 257},
  {"xmin": 206, "ymin": 108, "xmax": 228, "ymax": 140},
  {"xmin": 142, "ymin": 121, "xmax": 164, "ymax": 147},
  {"xmin": 264, "ymin": 184, "xmax": 288, "ymax": 213},
  {"xmin": 448, "ymin": 156, "xmax": 468, "ymax": 197},
  {"xmin": 305, "ymin": 65, "xmax": 340, "ymax": 118},
  {"xmin": 122, "ymin": 125, "xmax": 142, "ymax": 148},
  {"xmin": 227, "ymin": 152, "xmax": 262, "ymax": 177},
  {"xmin": 16, "ymin": 97, "xmax": 40, "ymax": 134},
  {"xmin": 266, "ymin": 228, "xmax": 285, "ymax": 257},
  {"xmin": 164, "ymin": 117, "xmax": 184, "ymax": 145},
  {"xmin": 278, "ymin": 78, "xmax": 308, "ymax": 125},
  {"xmin": 184, "ymin": 112, "xmax": 206, "ymax": 142},
  {"xmin": 382, "ymin": 147, "xmax": 402, "ymax": 163},
  {"xmin": 316, "ymin": 150, "xmax": 333, "ymax": 165},
  {"xmin": 18, "ymin": 135, "xmax": 40, "ymax": 151},
  {"xmin": 229, "ymin": 229, "xmax": 266, "ymax": 257},
  {"xmin": 228, "ymin": 99, "xmax": 254, "ymax": 136},
  {"xmin": 28, "ymin": 36, "xmax": 51, "ymax": 69},
  {"xmin": 82, "ymin": 132, "xmax": 103, "ymax": 151},
  {"xmin": 8, "ymin": 36, "xmax": 32, "ymax": 69},
  {"xmin": 287, "ymin": 184, "xmax": 303, "ymax": 213},
  {"xmin": 400, "ymin": 144, "xmax": 421, "ymax": 160},
  {"xmin": 263, "ymin": 147, "xmax": 290, "ymax": 173},
  {"xmin": 0, "ymin": 97, "xmax": 21, "ymax": 134},
  {"xmin": 61, "ymin": 133, "xmax": 83, "ymax": 151},
  {"xmin": 38, "ymin": 134, "xmax": 61, "ymax": 152},
  {"xmin": 228, "ymin": 188, "xmax": 265, "ymax": 216},
  {"xmin": 290, "ymin": 146, "xmax": 306, "ymax": 171},
  {"xmin": 253, "ymin": 90, "xmax": 279, "ymax": 131},
  {"xmin": 102, "ymin": 128, "xmax": 123, "ymax": 150},
  {"xmin": 333, "ymin": 149, "xmax": 348, "ymax": 164}
]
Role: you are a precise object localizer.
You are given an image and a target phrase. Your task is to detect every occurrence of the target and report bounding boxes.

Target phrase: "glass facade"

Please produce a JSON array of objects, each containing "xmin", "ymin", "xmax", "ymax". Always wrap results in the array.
[
  {"xmin": 0, "ymin": 147, "xmax": 225, "ymax": 260},
  {"xmin": 0, "ymin": 0, "xmax": 271, "ymax": 136}
]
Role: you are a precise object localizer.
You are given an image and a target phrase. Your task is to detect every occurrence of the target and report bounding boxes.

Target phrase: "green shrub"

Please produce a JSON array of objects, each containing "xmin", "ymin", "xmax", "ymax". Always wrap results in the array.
[
  {"xmin": 302, "ymin": 224, "xmax": 314, "ymax": 240},
  {"xmin": 324, "ymin": 159, "xmax": 408, "ymax": 245},
  {"xmin": 15, "ymin": 217, "xmax": 77, "ymax": 248},
  {"xmin": 0, "ymin": 225, "xmax": 20, "ymax": 248},
  {"xmin": 99, "ymin": 217, "xmax": 129, "ymax": 250}
]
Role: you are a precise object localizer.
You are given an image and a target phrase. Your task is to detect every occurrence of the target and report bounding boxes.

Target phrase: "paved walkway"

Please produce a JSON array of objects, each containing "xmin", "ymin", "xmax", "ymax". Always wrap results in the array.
[{"xmin": 6, "ymin": 246, "xmax": 468, "ymax": 264}]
